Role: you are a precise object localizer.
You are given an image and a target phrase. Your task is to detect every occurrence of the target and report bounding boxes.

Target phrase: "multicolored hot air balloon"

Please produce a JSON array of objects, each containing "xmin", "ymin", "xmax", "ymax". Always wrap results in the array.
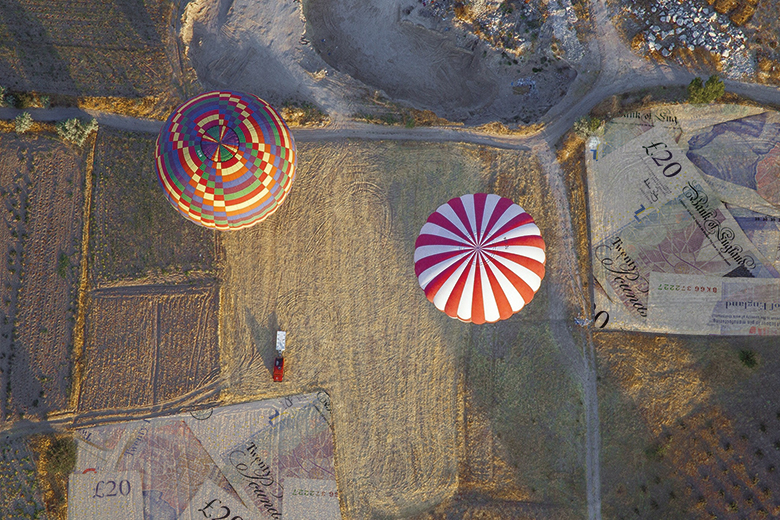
[
  {"xmin": 155, "ymin": 91, "xmax": 296, "ymax": 230},
  {"xmin": 414, "ymin": 193, "xmax": 546, "ymax": 324}
]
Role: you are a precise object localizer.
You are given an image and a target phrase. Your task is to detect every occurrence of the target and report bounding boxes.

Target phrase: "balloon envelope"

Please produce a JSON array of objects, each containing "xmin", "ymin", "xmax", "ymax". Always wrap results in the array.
[
  {"xmin": 155, "ymin": 90, "xmax": 296, "ymax": 230},
  {"xmin": 414, "ymin": 193, "xmax": 546, "ymax": 324}
]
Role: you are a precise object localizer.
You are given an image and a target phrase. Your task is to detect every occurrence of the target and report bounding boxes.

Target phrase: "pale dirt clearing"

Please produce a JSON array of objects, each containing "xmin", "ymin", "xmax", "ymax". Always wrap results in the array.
[
  {"xmin": 219, "ymin": 140, "xmax": 586, "ymax": 518},
  {"xmin": 77, "ymin": 284, "xmax": 220, "ymax": 413},
  {"xmin": 1, "ymin": 135, "xmax": 87, "ymax": 421},
  {"xmin": 181, "ymin": 0, "xmax": 580, "ymax": 125}
]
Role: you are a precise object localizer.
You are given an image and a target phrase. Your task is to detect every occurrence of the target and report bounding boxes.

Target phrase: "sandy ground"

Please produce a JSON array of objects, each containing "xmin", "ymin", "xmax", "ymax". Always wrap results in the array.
[
  {"xmin": 218, "ymin": 140, "xmax": 587, "ymax": 518},
  {"xmin": 181, "ymin": 0, "xmax": 582, "ymax": 124}
]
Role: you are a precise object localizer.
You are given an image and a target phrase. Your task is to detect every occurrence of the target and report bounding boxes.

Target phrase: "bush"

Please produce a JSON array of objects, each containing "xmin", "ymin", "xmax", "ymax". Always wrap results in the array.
[
  {"xmin": 573, "ymin": 115, "xmax": 604, "ymax": 138},
  {"xmin": 687, "ymin": 75, "xmax": 725, "ymax": 104},
  {"xmin": 739, "ymin": 349, "xmax": 757, "ymax": 368},
  {"xmin": 14, "ymin": 112, "xmax": 33, "ymax": 134},
  {"xmin": 56, "ymin": 117, "xmax": 98, "ymax": 146}
]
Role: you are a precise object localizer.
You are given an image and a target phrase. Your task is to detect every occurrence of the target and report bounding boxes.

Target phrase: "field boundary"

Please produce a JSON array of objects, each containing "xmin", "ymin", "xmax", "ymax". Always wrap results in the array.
[{"xmin": 67, "ymin": 133, "xmax": 97, "ymax": 412}]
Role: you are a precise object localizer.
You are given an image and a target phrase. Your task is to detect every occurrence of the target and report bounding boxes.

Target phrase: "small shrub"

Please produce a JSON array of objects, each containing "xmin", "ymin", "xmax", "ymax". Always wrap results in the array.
[
  {"xmin": 14, "ymin": 112, "xmax": 33, "ymax": 134},
  {"xmin": 739, "ymin": 349, "xmax": 757, "ymax": 368},
  {"xmin": 56, "ymin": 117, "xmax": 98, "ymax": 146},
  {"xmin": 688, "ymin": 75, "xmax": 725, "ymax": 104},
  {"xmin": 573, "ymin": 116, "xmax": 604, "ymax": 138},
  {"xmin": 56, "ymin": 253, "xmax": 69, "ymax": 279}
]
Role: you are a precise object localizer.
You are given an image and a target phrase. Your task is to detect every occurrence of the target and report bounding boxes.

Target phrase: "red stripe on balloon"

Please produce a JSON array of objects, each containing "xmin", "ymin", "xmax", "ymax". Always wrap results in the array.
[
  {"xmin": 487, "ymin": 254, "xmax": 538, "ymax": 304},
  {"xmin": 426, "ymin": 212, "xmax": 473, "ymax": 244},
  {"xmin": 447, "ymin": 196, "xmax": 477, "ymax": 244},
  {"xmin": 444, "ymin": 259, "xmax": 472, "ymax": 318},
  {"xmin": 414, "ymin": 248, "xmax": 470, "ymax": 278},
  {"xmin": 482, "ymin": 255, "xmax": 513, "ymax": 321},
  {"xmin": 423, "ymin": 253, "xmax": 472, "ymax": 298},
  {"xmin": 471, "ymin": 260, "xmax": 485, "ymax": 324},
  {"xmin": 483, "ymin": 196, "xmax": 514, "ymax": 236},
  {"xmin": 487, "ymin": 235, "xmax": 546, "ymax": 250},
  {"xmin": 414, "ymin": 233, "xmax": 470, "ymax": 250},
  {"xmin": 473, "ymin": 193, "xmax": 487, "ymax": 242},
  {"xmin": 490, "ymin": 252, "xmax": 546, "ymax": 280},
  {"xmin": 486, "ymin": 212, "xmax": 535, "ymax": 244}
]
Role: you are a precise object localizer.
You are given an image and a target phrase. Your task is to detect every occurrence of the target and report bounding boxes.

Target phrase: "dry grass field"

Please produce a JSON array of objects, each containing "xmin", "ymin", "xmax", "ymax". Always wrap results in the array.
[
  {"xmin": 596, "ymin": 329, "xmax": 780, "ymax": 519},
  {"xmin": 89, "ymin": 128, "xmax": 216, "ymax": 288},
  {"xmin": 0, "ymin": 0, "xmax": 188, "ymax": 102},
  {"xmin": 218, "ymin": 140, "xmax": 587, "ymax": 518},
  {"xmin": 0, "ymin": 134, "xmax": 87, "ymax": 421},
  {"xmin": 77, "ymin": 283, "xmax": 219, "ymax": 412}
]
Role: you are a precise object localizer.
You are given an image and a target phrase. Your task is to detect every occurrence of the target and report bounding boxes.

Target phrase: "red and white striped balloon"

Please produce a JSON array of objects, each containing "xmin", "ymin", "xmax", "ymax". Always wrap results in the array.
[{"xmin": 414, "ymin": 194, "xmax": 546, "ymax": 324}]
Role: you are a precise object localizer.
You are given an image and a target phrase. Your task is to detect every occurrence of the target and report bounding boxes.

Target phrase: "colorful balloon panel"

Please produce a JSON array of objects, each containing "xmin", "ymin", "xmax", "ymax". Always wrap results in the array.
[
  {"xmin": 414, "ymin": 193, "xmax": 546, "ymax": 324},
  {"xmin": 155, "ymin": 91, "xmax": 296, "ymax": 230}
]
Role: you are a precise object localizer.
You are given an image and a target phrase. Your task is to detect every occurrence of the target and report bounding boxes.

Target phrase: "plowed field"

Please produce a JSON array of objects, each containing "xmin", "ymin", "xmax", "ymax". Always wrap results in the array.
[
  {"xmin": 0, "ymin": 134, "xmax": 87, "ymax": 420},
  {"xmin": 78, "ymin": 284, "xmax": 219, "ymax": 412}
]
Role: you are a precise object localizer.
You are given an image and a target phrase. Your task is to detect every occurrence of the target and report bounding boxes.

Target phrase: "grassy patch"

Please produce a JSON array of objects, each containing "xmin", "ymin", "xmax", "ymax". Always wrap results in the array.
[{"xmin": 90, "ymin": 128, "xmax": 216, "ymax": 286}]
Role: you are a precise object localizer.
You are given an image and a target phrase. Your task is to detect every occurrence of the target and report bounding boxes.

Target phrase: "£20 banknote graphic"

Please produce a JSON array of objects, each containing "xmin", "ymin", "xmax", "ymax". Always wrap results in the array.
[
  {"xmin": 587, "ymin": 125, "xmax": 780, "ymax": 332},
  {"xmin": 648, "ymin": 272, "xmax": 780, "ymax": 335}
]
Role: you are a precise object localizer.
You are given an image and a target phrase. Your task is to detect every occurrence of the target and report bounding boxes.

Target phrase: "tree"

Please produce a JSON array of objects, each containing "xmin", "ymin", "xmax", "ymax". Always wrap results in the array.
[{"xmin": 687, "ymin": 75, "xmax": 725, "ymax": 104}]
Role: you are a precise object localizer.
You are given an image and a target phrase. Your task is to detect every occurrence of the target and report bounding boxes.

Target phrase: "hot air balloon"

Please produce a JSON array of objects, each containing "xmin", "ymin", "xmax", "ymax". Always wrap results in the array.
[
  {"xmin": 414, "ymin": 193, "xmax": 546, "ymax": 324},
  {"xmin": 155, "ymin": 91, "xmax": 296, "ymax": 230}
]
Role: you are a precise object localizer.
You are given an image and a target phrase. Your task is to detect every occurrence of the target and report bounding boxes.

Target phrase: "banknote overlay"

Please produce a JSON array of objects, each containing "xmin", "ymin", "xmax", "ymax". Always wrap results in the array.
[
  {"xmin": 648, "ymin": 272, "xmax": 780, "ymax": 335},
  {"xmin": 587, "ymin": 107, "xmax": 780, "ymax": 334},
  {"xmin": 70, "ymin": 393, "xmax": 339, "ymax": 520},
  {"xmin": 68, "ymin": 471, "xmax": 144, "ymax": 520}
]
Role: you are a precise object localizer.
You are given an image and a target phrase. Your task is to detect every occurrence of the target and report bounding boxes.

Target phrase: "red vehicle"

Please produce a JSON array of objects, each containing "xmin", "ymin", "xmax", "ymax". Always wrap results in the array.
[{"xmin": 273, "ymin": 356, "xmax": 285, "ymax": 382}]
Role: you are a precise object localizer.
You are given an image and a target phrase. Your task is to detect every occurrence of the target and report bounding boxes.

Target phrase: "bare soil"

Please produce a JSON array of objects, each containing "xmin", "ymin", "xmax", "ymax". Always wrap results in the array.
[
  {"xmin": 78, "ymin": 284, "xmax": 219, "ymax": 412},
  {"xmin": 0, "ymin": 0, "xmax": 189, "ymax": 101},
  {"xmin": 182, "ymin": 0, "xmax": 582, "ymax": 125},
  {"xmin": 0, "ymin": 134, "xmax": 87, "ymax": 421}
]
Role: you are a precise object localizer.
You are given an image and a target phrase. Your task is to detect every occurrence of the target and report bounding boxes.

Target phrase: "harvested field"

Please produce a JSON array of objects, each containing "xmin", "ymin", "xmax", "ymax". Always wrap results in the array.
[
  {"xmin": 219, "ymin": 140, "xmax": 587, "ymax": 518},
  {"xmin": 77, "ymin": 283, "xmax": 220, "ymax": 412},
  {"xmin": 0, "ymin": 0, "xmax": 188, "ymax": 100},
  {"xmin": 596, "ymin": 332, "xmax": 780, "ymax": 518},
  {"xmin": 90, "ymin": 128, "xmax": 216, "ymax": 288},
  {"xmin": 0, "ymin": 133, "xmax": 87, "ymax": 420}
]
